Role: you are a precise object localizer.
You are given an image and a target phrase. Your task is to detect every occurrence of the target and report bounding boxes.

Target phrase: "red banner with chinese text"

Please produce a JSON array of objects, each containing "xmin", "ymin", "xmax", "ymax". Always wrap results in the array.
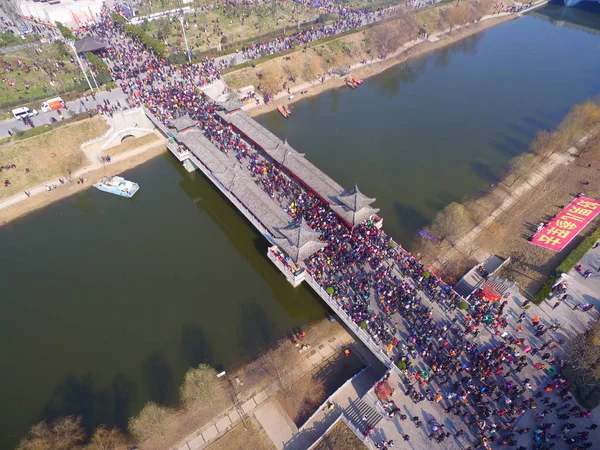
[{"xmin": 531, "ymin": 196, "xmax": 600, "ymax": 252}]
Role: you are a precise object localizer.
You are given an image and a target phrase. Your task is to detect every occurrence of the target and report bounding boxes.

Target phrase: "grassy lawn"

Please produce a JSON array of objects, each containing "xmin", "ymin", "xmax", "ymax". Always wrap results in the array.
[
  {"xmin": 207, "ymin": 420, "xmax": 273, "ymax": 450},
  {"xmin": 0, "ymin": 42, "xmax": 82, "ymax": 109},
  {"xmin": 0, "ymin": 116, "xmax": 110, "ymax": 200},
  {"xmin": 313, "ymin": 421, "xmax": 366, "ymax": 450},
  {"xmin": 0, "ymin": 31, "xmax": 37, "ymax": 48}
]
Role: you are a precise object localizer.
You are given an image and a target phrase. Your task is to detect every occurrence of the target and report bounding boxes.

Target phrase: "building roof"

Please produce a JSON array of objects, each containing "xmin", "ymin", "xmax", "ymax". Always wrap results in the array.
[
  {"xmin": 74, "ymin": 36, "xmax": 107, "ymax": 53},
  {"xmin": 215, "ymin": 110, "xmax": 379, "ymax": 227},
  {"xmin": 330, "ymin": 203, "xmax": 380, "ymax": 227},
  {"xmin": 336, "ymin": 184, "xmax": 377, "ymax": 212},
  {"xmin": 176, "ymin": 128, "xmax": 293, "ymax": 242},
  {"xmin": 168, "ymin": 114, "xmax": 197, "ymax": 132},
  {"xmin": 274, "ymin": 218, "xmax": 327, "ymax": 263},
  {"xmin": 219, "ymin": 98, "xmax": 244, "ymax": 113},
  {"xmin": 218, "ymin": 110, "xmax": 345, "ymax": 203}
]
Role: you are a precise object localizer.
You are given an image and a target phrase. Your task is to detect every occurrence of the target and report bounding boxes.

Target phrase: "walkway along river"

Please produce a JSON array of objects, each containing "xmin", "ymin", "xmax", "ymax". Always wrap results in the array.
[{"xmin": 0, "ymin": 4, "xmax": 599, "ymax": 449}]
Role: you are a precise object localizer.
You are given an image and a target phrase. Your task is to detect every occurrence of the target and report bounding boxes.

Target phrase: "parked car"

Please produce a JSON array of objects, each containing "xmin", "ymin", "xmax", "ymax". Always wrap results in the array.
[{"xmin": 11, "ymin": 106, "xmax": 38, "ymax": 120}]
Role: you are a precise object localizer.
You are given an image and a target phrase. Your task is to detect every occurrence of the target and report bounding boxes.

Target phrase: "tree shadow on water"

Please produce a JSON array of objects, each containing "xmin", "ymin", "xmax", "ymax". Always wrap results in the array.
[
  {"xmin": 141, "ymin": 351, "xmax": 175, "ymax": 405},
  {"xmin": 237, "ymin": 302, "xmax": 276, "ymax": 356},
  {"xmin": 181, "ymin": 323, "xmax": 214, "ymax": 368},
  {"xmin": 40, "ymin": 371, "xmax": 137, "ymax": 434}
]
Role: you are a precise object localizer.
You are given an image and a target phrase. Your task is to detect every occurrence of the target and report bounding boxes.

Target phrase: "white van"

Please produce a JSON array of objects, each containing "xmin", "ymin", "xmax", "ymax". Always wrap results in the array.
[
  {"xmin": 12, "ymin": 107, "xmax": 38, "ymax": 120},
  {"xmin": 40, "ymin": 97, "xmax": 65, "ymax": 113}
]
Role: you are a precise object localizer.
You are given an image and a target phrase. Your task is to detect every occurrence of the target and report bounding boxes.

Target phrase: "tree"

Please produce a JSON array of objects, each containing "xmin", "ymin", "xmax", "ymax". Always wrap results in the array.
[
  {"xmin": 259, "ymin": 66, "xmax": 281, "ymax": 96},
  {"xmin": 506, "ymin": 153, "xmax": 539, "ymax": 187},
  {"xmin": 530, "ymin": 130, "xmax": 555, "ymax": 157},
  {"xmin": 128, "ymin": 402, "xmax": 170, "ymax": 441},
  {"xmin": 17, "ymin": 416, "xmax": 86, "ymax": 450},
  {"xmin": 282, "ymin": 62, "xmax": 298, "ymax": 82},
  {"xmin": 257, "ymin": 343, "xmax": 288, "ymax": 391},
  {"xmin": 86, "ymin": 426, "xmax": 127, "ymax": 450},
  {"xmin": 432, "ymin": 202, "xmax": 473, "ymax": 243},
  {"xmin": 367, "ymin": 23, "xmax": 402, "ymax": 58},
  {"xmin": 301, "ymin": 55, "xmax": 318, "ymax": 84},
  {"xmin": 55, "ymin": 22, "xmax": 75, "ymax": 40},
  {"xmin": 180, "ymin": 364, "xmax": 225, "ymax": 410}
]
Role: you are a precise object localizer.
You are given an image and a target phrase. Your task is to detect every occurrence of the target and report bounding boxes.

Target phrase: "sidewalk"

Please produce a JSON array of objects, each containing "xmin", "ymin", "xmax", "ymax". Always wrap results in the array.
[{"xmin": 174, "ymin": 330, "xmax": 356, "ymax": 450}]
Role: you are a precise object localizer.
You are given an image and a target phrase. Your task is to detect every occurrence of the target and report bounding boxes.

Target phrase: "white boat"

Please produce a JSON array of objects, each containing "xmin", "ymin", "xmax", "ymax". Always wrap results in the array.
[{"xmin": 94, "ymin": 176, "xmax": 139, "ymax": 198}]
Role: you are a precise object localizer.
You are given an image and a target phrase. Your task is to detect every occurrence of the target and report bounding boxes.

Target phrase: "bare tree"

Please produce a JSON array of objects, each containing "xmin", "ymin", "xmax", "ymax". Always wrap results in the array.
[
  {"xmin": 367, "ymin": 23, "xmax": 402, "ymax": 58},
  {"xmin": 258, "ymin": 66, "xmax": 281, "ymax": 96},
  {"xmin": 432, "ymin": 202, "xmax": 474, "ymax": 244},
  {"xmin": 17, "ymin": 416, "xmax": 86, "ymax": 450},
  {"xmin": 505, "ymin": 153, "xmax": 540, "ymax": 187},
  {"xmin": 128, "ymin": 402, "xmax": 170, "ymax": 441},
  {"xmin": 86, "ymin": 426, "xmax": 127, "ymax": 450},
  {"xmin": 180, "ymin": 364, "xmax": 226, "ymax": 410},
  {"xmin": 257, "ymin": 343, "xmax": 288, "ymax": 391}
]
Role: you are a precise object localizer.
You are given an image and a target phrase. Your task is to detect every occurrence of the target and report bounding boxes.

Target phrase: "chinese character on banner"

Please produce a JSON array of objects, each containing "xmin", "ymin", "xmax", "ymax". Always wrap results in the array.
[{"xmin": 531, "ymin": 196, "xmax": 600, "ymax": 252}]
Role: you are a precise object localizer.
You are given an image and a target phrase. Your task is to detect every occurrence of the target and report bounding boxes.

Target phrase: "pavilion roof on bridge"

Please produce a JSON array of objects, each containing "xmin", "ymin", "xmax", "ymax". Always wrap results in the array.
[
  {"xmin": 168, "ymin": 114, "xmax": 197, "ymax": 132},
  {"xmin": 336, "ymin": 185, "xmax": 377, "ymax": 213},
  {"xmin": 331, "ymin": 184, "xmax": 379, "ymax": 227},
  {"xmin": 274, "ymin": 218, "xmax": 326, "ymax": 264},
  {"xmin": 330, "ymin": 203, "xmax": 380, "ymax": 228},
  {"xmin": 219, "ymin": 98, "xmax": 244, "ymax": 113},
  {"xmin": 217, "ymin": 110, "xmax": 378, "ymax": 227}
]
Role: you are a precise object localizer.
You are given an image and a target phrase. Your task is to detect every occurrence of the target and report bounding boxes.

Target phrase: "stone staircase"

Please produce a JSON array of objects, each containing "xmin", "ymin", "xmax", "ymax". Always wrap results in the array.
[{"xmin": 343, "ymin": 398, "xmax": 383, "ymax": 433}]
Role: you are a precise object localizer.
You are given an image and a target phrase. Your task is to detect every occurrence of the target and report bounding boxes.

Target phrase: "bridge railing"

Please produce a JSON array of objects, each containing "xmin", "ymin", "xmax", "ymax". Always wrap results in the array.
[{"xmin": 303, "ymin": 274, "xmax": 399, "ymax": 373}]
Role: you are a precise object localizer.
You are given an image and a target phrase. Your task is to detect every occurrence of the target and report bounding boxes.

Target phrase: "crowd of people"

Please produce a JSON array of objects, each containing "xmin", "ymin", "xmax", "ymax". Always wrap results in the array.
[{"xmin": 68, "ymin": 3, "xmax": 600, "ymax": 449}]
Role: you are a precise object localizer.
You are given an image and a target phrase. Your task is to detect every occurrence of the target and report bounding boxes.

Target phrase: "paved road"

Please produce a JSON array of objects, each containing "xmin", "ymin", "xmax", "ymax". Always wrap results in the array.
[{"xmin": 0, "ymin": 88, "xmax": 127, "ymax": 137}]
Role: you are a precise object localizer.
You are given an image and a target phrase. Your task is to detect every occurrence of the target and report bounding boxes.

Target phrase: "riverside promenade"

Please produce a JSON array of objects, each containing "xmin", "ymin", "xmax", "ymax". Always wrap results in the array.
[{"xmin": 145, "ymin": 103, "xmax": 463, "ymax": 375}]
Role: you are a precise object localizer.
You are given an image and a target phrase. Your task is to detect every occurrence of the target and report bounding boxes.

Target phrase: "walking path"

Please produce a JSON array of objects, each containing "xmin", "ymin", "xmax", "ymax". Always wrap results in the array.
[
  {"xmin": 174, "ymin": 329, "xmax": 357, "ymax": 450},
  {"xmin": 433, "ymin": 127, "xmax": 599, "ymax": 271}
]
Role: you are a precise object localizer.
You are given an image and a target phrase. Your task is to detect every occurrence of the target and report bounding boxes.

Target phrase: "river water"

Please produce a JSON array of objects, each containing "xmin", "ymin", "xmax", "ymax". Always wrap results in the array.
[{"xmin": 1, "ymin": 5, "xmax": 599, "ymax": 448}]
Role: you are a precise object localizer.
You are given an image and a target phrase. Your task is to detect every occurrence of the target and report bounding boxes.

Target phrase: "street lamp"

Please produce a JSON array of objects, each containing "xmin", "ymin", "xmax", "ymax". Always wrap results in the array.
[
  {"xmin": 66, "ymin": 40, "xmax": 96, "ymax": 93},
  {"xmin": 179, "ymin": 16, "xmax": 192, "ymax": 63}
]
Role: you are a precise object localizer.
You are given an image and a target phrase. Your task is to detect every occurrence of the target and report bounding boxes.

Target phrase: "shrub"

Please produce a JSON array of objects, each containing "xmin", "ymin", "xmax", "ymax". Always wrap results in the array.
[
  {"xmin": 458, "ymin": 301, "xmax": 469, "ymax": 311},
  {"xmin": 221, "ymin": 36, "xmax": 229, "ymax": 44},
  {"xmin": 422, "ymin": 271, "xmax": 431, "ymax": 279},
  {"xmin": 55, "ymin": 22, "xmax": 75, "ymax": 40},
  {"xmin": 396, "ymin": 360, "xmax": 407, "ymax": 371},
  {"xmin": 316, "ymin": 13, "xmax": 338, "ymax": 24},
  {"xmin": 111, "ymin": 13, "xmax": 127, "ymax": 26},
  {"xmin": 167, "ymin": 53, "xmax": 188, "ymax": 65},
  {"xmin": 325, "ymin": 286, "xmax": 335, "ymax": 296},
  {"xmin": 14, "ymin": 125, "xmax": 52, "ymax": 140},
  {"xmin": 359, "ymin": 321, "xmax": 368, "ymax": 330}
]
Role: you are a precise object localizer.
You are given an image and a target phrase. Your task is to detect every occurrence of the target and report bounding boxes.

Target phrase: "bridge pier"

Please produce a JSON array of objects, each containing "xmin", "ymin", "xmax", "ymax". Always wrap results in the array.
[
  {"xmin": 182, "ymin": 159, "xmax": 196, "ymax": 173},
  {"xmin": 267, "ymin": 246, "xmax": 306, "ymax": 287}
]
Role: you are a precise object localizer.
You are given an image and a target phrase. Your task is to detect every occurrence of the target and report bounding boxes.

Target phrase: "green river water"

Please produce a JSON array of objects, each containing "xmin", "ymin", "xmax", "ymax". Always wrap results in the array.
[{"xmin": 1, "ymin": 4, "xmax": 599, "ymax": 448}]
